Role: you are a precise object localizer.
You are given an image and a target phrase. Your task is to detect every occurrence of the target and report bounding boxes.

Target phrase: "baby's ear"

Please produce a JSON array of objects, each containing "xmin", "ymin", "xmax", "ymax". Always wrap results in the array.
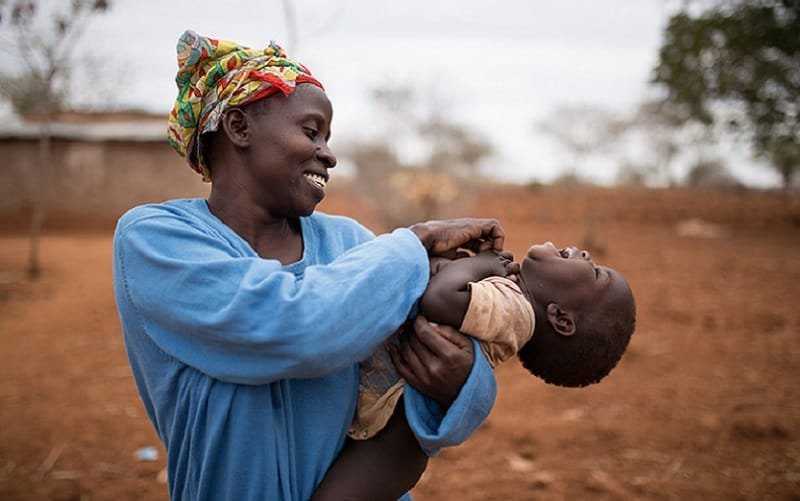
[{"xmin": 546, "ymin": 303, "xmax": 576, "ymax": 337}]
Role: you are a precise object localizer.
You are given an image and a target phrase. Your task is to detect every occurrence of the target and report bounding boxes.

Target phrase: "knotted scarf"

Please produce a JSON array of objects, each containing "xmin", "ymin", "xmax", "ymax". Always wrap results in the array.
[{"xmin": 166, "ymin": 30, "xmax": 323, "ymax": 181}]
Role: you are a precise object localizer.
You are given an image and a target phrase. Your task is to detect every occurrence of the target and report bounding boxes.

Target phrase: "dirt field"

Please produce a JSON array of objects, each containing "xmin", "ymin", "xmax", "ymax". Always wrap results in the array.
[{"xmin": 1, "ymin": 186, "xmax": 799, "ymax": 500}]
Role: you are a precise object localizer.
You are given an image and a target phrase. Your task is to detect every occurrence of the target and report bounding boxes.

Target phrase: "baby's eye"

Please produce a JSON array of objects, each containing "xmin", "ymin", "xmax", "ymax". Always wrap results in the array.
[{"xmin": 303, "ymin": 127, "xmax": 318, "ymax": 139}]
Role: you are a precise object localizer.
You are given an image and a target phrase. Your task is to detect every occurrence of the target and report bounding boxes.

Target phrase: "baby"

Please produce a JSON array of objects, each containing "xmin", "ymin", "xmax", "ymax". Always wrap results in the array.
[
  {"xmin": 312, "ymin": 241, "xmax": 636, "ymax": 500},
  {"xmin": 348, "ymin": 241, "xmax": 637, "ymax": 440}
]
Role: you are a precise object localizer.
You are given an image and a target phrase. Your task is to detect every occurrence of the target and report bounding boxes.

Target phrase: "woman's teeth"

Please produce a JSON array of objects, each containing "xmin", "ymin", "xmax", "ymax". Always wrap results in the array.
[{"xmin": 304, "ymin": 173, "xmax": 326, "ymax": 189}]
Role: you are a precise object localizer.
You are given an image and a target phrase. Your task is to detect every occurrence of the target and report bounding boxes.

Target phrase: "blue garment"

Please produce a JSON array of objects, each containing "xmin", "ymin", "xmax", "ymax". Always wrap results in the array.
[{"xmin": 112, "ymin": 199, "xmax": 497, "ymax": 500}]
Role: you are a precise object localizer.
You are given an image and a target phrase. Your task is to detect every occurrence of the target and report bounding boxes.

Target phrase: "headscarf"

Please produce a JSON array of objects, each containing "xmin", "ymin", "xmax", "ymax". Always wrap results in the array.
[{"xmin": 166, "ymin": 30, "xmax": 323, "ymax": 182}]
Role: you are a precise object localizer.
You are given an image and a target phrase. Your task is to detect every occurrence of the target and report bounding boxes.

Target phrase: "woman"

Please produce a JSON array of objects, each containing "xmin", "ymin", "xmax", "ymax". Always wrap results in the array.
[{"xmin": 113, "ymin": 30, "xmax": 501, "ymax": 500}]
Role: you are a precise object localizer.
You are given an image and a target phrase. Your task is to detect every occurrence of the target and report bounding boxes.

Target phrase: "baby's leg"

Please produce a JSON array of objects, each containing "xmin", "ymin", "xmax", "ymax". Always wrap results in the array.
[{"xmin": 311, "ymin": 398, "xmax": 428, "ymax": 500}]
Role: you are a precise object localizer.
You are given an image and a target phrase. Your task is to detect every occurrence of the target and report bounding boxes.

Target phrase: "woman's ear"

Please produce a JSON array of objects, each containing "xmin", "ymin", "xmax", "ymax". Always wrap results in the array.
[
  {"xmin": 546, "ymin": 303, "xmax": 576, "ymax": 337},
  {"xmin": 221, "ymin": 108, "xmax": 250, "ymax": 147}
]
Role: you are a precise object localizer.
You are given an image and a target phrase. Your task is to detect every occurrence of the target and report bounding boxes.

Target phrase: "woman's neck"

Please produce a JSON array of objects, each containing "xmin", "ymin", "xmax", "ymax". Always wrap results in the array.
[{"xmin": 207, "ymin": 190, "xmax": 303, "ymax": 264}]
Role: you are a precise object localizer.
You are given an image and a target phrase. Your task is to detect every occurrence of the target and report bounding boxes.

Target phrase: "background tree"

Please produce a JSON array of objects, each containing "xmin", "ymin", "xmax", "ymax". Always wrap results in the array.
[
  {"xmin": 346, "ymin": 84, "xmax": 493, "ymax": 227},
  {"xmin": 684, "ymin": 157, "xmax": 743, "ymax": 189},
  {"xmin": 533, "ymin": 104, "xmax": 623, "ymax": 258},
  {"xmin": 652, "ymin": 0, "xmax": 799, "ymax": 192},
  {"xmin": 613, "ymin": 99, "xmax": 718, "ymax": 187},
  {"xmin": 0, "ymin": 0, "xmax": 109, "ymax": 278},
  {"xmin": 534, "ymin": 104, "xmax": 619, "ymax": 183}
]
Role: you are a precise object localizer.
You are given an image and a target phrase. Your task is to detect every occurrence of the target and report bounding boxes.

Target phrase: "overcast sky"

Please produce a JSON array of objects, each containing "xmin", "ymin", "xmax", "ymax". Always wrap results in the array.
[{"xmin": 3, "ymin": 0, "xmax": 782, "ymax": 187}]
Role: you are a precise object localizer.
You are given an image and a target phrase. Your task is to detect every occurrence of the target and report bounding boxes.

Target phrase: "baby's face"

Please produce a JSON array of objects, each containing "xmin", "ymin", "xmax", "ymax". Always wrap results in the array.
[{"xmin": 518, "ymin": 241, "xmax": 626, "ymax": 313}]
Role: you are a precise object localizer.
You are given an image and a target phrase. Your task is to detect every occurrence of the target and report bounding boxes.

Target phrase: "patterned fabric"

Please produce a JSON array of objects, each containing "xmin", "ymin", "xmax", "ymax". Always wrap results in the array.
[
  {"xmin": 349, "ymin": 331, "xmax": 405, "ymax": 440},
  {"xmin": 166, "ymin": 30, "xmax": 323, "ymax": 181}
]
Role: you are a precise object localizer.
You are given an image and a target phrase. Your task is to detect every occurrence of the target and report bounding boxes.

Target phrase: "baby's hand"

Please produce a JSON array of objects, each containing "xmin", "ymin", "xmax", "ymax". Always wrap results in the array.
[{"xmin": 474, "ymin": 250, "xmax": 519, "ymax": 279}]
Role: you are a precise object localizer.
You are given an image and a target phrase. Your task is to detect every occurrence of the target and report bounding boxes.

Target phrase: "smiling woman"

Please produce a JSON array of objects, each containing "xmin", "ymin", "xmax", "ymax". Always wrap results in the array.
[
  {"xmin": 204, "ymin": 84, "xmax": 337, "ymax": 260},
  {"xmin": 112, "ymin": 29, "xmax": 505, "ymax": 501}
]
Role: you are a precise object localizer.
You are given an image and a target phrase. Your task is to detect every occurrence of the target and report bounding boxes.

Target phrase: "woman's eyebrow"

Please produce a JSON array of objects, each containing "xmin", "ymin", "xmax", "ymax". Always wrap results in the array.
[
  {"xmin": 299, "ymin": 111, "xmax": 330, "ymax": 128},
  {"xmin": 298, "ymin": 110, "xmax": 328, "ymax": 123}
]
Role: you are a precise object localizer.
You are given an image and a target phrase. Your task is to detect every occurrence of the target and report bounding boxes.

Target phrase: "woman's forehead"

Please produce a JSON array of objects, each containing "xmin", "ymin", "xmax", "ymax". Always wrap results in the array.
[{"xmin": 260, "ymin": 84, "xmax": 332, "ymax": 119}]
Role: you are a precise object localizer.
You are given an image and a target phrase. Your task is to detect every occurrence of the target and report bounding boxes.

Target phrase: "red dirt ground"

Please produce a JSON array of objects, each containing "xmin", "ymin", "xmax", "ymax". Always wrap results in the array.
[{"xmin": 1, "ymin": 186, "xmax": 799, "ymax": 500}]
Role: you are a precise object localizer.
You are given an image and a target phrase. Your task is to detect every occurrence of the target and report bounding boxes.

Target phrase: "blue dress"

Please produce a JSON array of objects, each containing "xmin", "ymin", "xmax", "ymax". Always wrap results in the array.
[{"xmin": 112, "ymin": 198, "xmax": 496, "ymax": 500}]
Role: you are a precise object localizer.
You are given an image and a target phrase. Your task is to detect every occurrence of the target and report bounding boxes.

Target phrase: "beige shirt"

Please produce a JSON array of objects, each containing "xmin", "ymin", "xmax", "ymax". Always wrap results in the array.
[
  {"xmin": 460, "ymin": 276, "xmax": 536, "ymax": 367},
  {"xmin": 349, "ymin": 276, "xmax": 536, "ymax": 440}
]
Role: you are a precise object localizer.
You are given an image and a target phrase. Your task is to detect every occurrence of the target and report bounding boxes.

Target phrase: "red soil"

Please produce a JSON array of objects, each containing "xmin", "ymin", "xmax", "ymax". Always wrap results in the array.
[{"xmin": 1, "ymin": 186, "xmax": 798, "ymax": 500}]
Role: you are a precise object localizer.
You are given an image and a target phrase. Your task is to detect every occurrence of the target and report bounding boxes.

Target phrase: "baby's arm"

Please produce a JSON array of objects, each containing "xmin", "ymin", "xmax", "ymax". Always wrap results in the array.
[{"xmin": 420, "ymin": 250, "xmax": 518, "ymax": 327}]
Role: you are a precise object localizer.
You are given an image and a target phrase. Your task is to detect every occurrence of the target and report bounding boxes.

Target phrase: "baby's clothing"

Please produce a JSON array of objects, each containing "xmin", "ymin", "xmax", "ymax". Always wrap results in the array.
[
  {"xmin": 350, "ymin": 276, "xmax": 535, "ymax": 440},
  {"xmin": 460, "ymin": 276, "xmax": 536, "ymax": 366}
]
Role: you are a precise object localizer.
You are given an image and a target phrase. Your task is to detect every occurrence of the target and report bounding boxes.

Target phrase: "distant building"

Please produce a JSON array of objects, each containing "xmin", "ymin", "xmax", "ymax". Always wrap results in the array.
[{"xmin": 0, "ymin": 110, "xmax": 208, "ymax": 223}]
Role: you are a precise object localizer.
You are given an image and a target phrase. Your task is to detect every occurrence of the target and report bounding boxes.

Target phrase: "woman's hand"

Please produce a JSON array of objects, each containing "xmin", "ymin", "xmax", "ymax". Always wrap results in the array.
[
  {"xmin": 409, "ymin": 218, "xmax": 504, "ymax": 256},
  {"xmin": 389, "ymin": 316, "xmax": 475, "ymax": 409}
]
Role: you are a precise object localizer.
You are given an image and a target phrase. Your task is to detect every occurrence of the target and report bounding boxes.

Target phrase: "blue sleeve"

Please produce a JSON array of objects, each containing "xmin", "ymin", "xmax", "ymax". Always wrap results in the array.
[
  {"xmin": 402, "ymin": 338, "xmax": 497, "ymax": 456},
  {"xmin": 113, "ymin": 213, "xmax": 429, "ymax": 385}
]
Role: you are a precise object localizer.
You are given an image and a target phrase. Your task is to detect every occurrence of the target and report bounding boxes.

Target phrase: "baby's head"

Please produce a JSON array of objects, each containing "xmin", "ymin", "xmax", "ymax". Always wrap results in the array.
[{"xmin": 516, "ymin": 242, "xmax": 636, "ymax": 388}]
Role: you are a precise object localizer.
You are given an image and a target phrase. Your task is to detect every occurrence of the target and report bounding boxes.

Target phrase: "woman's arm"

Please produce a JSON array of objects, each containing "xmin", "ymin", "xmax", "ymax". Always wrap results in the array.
[
  {"xmin": 114, "ymin": 211, "xmax": 429, "ymax": 384},
  {"xmin": 114, "ymin": 209, "xmax": 507, "ymax": 385},
  {"xmin": 311, "ymin": 400, "xmax": 427, "ymax": 501}
]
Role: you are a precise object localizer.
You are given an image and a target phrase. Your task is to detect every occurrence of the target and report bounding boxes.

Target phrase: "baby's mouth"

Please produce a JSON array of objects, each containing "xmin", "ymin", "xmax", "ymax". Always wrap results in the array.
[
  {"xmin": 559, "ymin": 246, "xmax": 578, "ymax": 259},
  {"xmin": 304, "ymin": 173, "xmax": 327, "ymax": 189}
]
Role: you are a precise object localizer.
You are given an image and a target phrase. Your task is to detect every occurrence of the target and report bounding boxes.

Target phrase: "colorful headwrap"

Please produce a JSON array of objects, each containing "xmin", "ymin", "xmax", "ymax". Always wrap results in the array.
[{"xmin": 167, "ymin": 30, "xmax": 323, "ymax": 182}]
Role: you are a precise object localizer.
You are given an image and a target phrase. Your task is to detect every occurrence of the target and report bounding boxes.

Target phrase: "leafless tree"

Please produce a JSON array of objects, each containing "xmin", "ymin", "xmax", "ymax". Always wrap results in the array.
[
  {"xmin": 347, "ymin": 84, "xmax": 493, "ymax": 227},
  {"xmin": 0, "ymin": 0, "xmax": 109, "ymax": 278},
  {"xmin": 280, "ymin": 0, "xmax": 298, "ymax": 53},
  {"xmin": 612, "ymin": 99, "xmax": 717, "ymax": 187},
  {"xmin": 534, "ymin": 104, "xmax": 619, "ymax": 181}
]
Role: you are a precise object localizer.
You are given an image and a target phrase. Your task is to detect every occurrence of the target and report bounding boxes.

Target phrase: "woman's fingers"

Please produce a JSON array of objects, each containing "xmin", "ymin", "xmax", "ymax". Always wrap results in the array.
[
  {"xmin": 409, "ymin": 218, "xmax": 505, "ymax": 256},
  {"xmin": 413, "ymin": 316, "xmax": 472, "ymax": 354}
]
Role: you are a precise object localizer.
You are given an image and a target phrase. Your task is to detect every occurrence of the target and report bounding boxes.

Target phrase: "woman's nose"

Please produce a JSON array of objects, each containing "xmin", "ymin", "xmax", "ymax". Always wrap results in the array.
[
  {"xmin": 317, "ymin": 143, "xmax": 337, "ymax": 169},
  {"xmin": 580, "ymin": 249, "xmax": 592, "ymax": 262}
]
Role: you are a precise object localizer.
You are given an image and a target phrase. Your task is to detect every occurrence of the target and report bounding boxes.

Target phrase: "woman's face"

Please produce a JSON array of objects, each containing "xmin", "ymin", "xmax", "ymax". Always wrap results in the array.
[{"xmin": 242, "ymin": 83, "xmax": 336, "ymax": 218}]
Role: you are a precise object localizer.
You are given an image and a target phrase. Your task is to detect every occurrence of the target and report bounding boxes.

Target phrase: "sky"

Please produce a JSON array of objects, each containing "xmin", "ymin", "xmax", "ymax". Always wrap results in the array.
[{"xmin": 1, "ymin": 0, "xmax": 783, "ymax": 187}]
